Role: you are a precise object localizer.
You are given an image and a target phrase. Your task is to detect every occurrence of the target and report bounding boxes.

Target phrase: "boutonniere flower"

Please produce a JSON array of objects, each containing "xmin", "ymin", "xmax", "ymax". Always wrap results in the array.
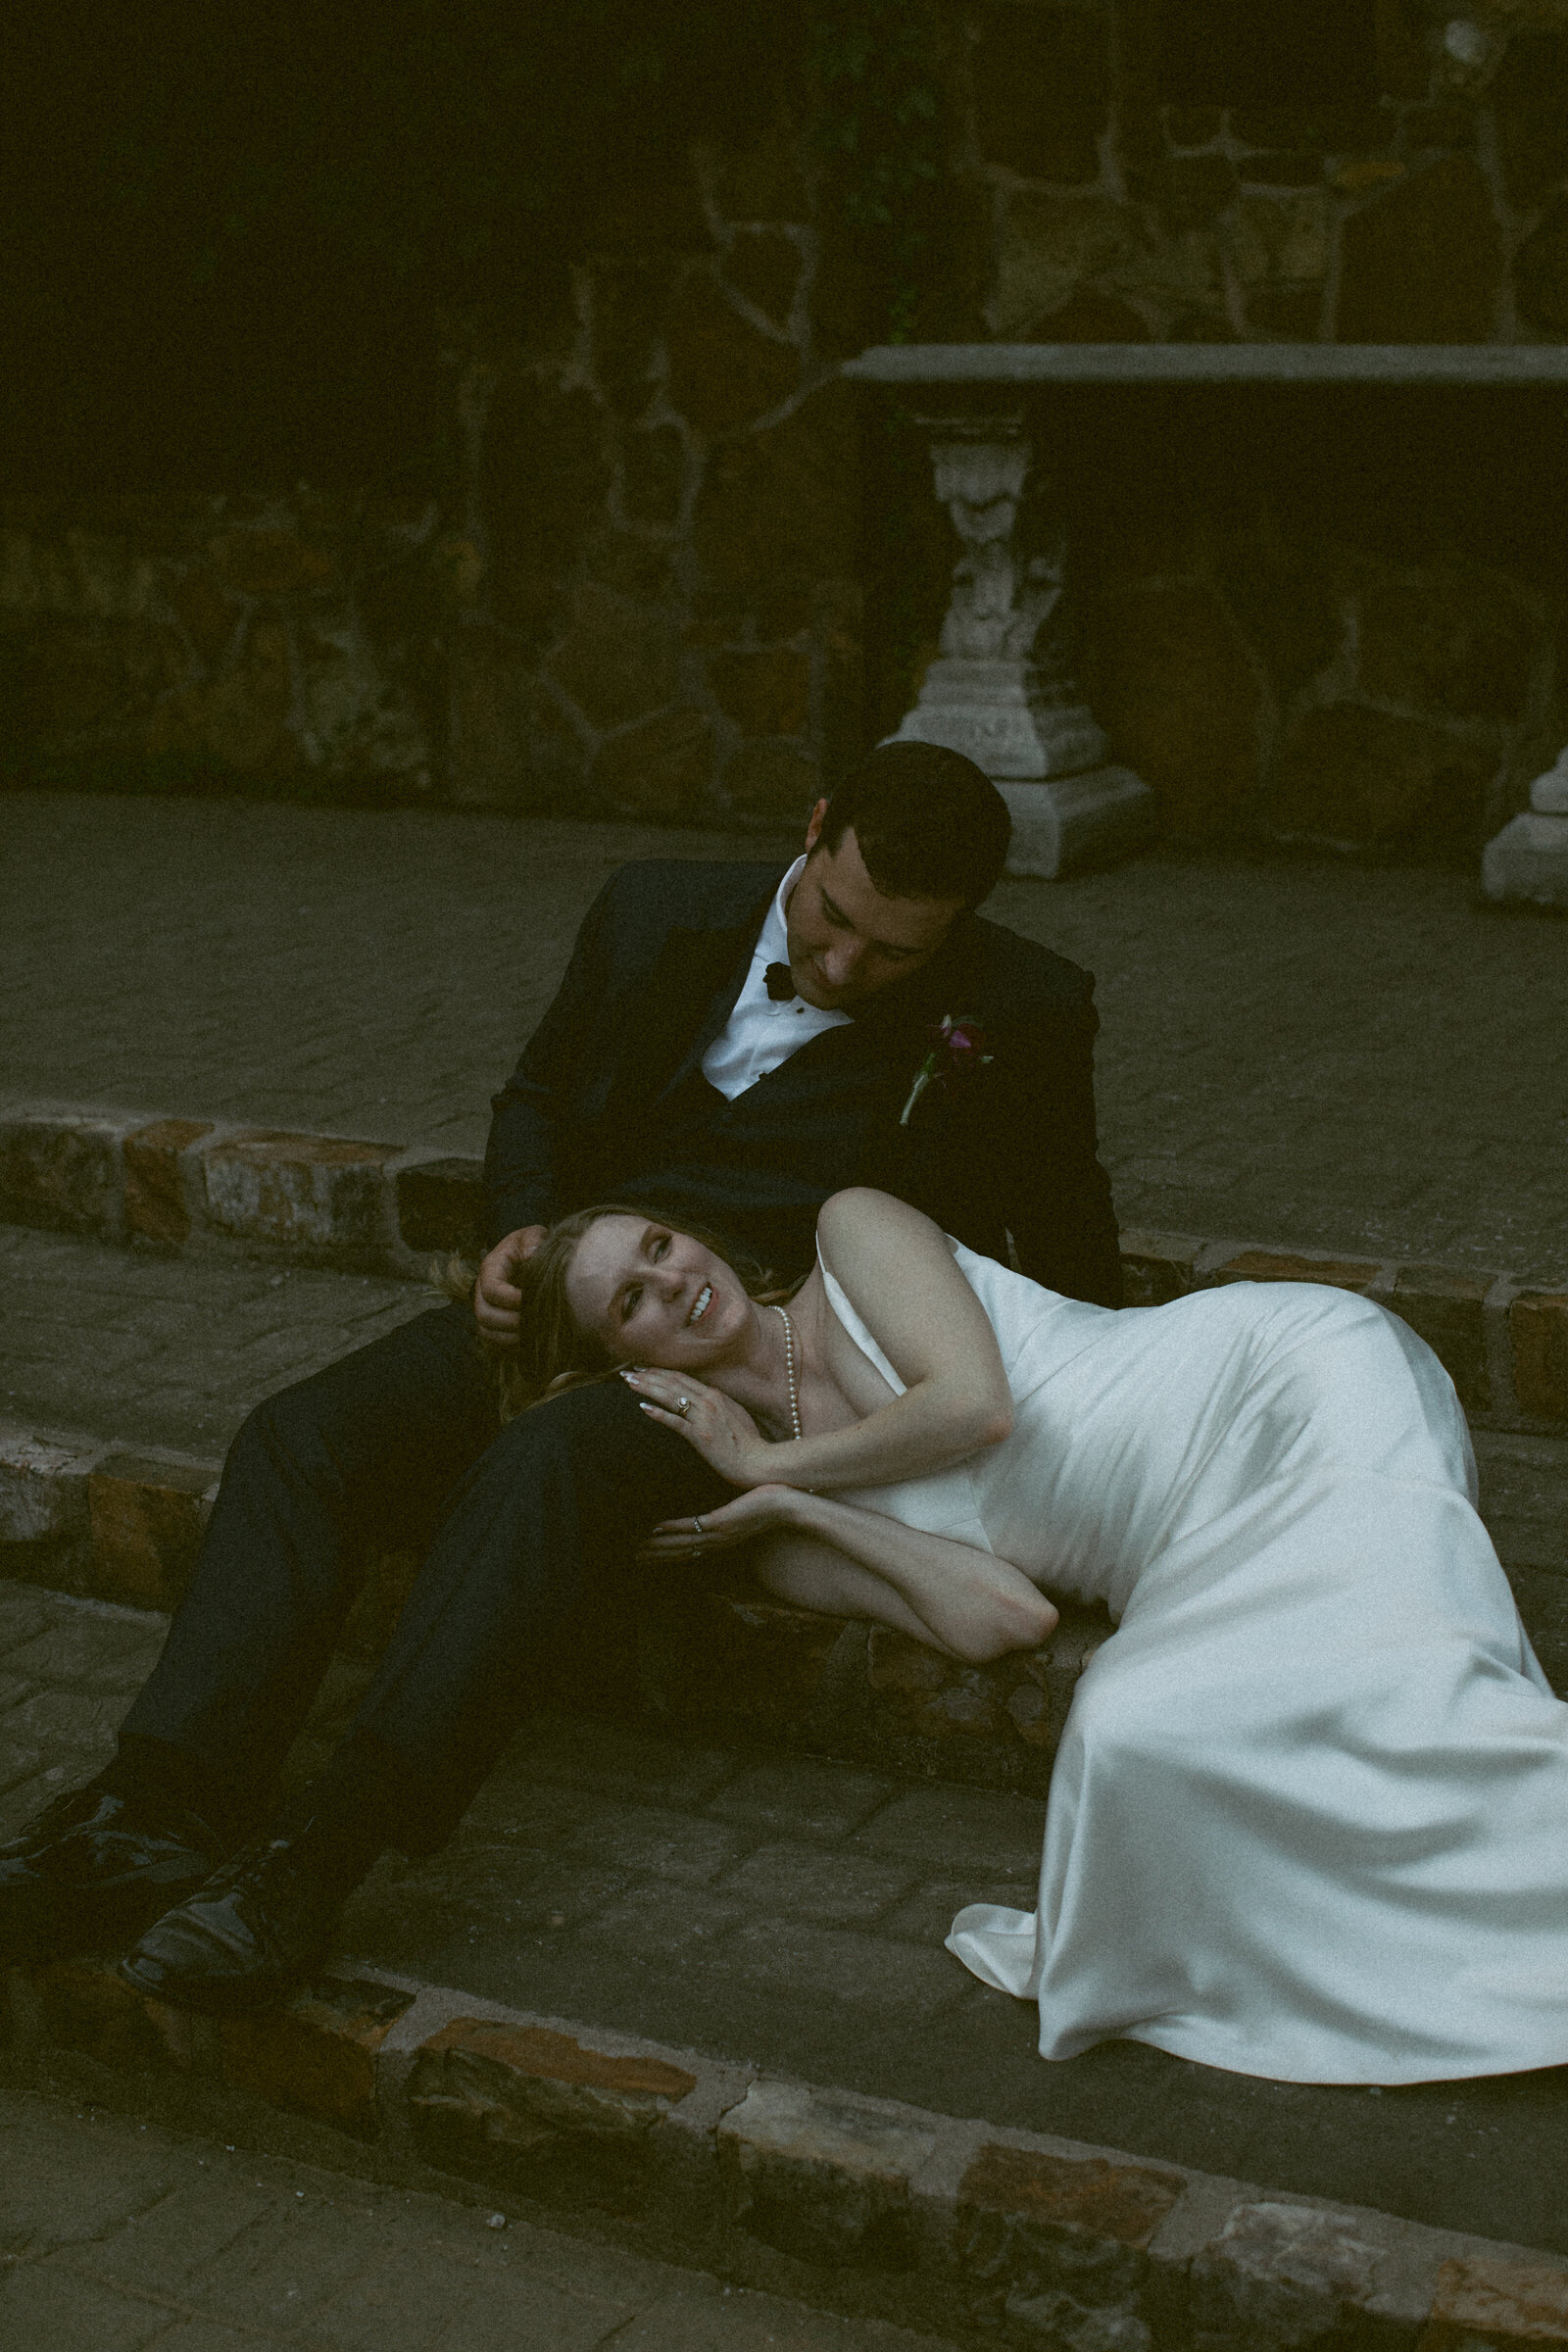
[{"xmin": 899, "ymin": 1014, "xmax": 994, "ymax": 1128}]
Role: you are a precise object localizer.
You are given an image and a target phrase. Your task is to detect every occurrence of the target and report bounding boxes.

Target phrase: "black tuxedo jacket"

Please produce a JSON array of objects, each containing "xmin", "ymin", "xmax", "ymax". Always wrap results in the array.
[{"xmin": 483, "ymin": 859, "xmax": 1122, "ymax": 1306}]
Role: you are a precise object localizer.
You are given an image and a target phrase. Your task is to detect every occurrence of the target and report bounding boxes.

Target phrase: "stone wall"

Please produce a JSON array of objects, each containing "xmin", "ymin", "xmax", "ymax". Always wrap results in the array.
[
  {"xmin": 443, "ymin": 130, "xmax": 865, "ymax": 829},
  {"xmin": 4, "ymin": 0, "xmax": 1568, "ymax": 850},
  {"xmin": 972, "ymin": 1, "xmax": 1568, "ymax": 347},
  {"xmin": 0, "ymin": 117, "xmax": 863, "ymax": 831},
  {"xmin": 0, "ymin": 495, "xmax": 442, "ymax": 803},
  {"xmin": 1057, "ymin": 382, "xmax": 1564, "ymax": 850}
]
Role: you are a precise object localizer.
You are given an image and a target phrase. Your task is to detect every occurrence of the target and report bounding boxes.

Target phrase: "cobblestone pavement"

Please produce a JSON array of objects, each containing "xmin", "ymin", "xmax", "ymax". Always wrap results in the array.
[
  {"xmin": 5, "ymin": 791, "xmax": 1568, "ymax": 1280},
  {"xmin": 0, "ymin": 1585, "xmax": 169, "ymax": 1849},
  {"xmin": 0, "ymin": 1222, "xmax": 432, "ymax": 1457},
  {"xmin": 6, "ymin": 1580, "xmax": 1568, "ymax": 2260},
  {"xmin": 0, "ymin": 2082, "xmax": 956, "ymax": 2351},
  {"xmin": 0, "ymin": 793, "xmax": 798, "ymax": 1162}
]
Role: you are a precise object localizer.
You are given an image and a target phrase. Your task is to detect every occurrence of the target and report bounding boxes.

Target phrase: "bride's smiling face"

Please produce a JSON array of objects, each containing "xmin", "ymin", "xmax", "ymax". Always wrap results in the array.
[{"xmin": 564, "ymin": 1214, "xmax": 749, "ymax": 1368}]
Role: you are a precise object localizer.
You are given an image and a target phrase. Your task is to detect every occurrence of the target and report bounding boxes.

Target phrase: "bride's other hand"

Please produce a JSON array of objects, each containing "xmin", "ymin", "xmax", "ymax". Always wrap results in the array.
[
  {"xmin": 637, "ymin": 1483, "xmax": 801, "ymax": 1559},
  {"xmin": 620, "ymin": 1367, "xmax": 773, "ymax": 1487}
]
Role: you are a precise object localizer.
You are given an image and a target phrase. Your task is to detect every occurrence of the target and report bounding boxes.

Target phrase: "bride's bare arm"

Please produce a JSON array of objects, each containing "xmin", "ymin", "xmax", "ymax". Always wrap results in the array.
[
  {"xmin": 641, "ymin": 1481, "xmax": 1056, "ymax": 1664},
  {"xmin": 630, "ymin": 1190, "xmax": 1015, "ymax": 1494},
  {"xmin": 756, "ymin": 1491, "xmax": 1057, "ymax": 1664}
]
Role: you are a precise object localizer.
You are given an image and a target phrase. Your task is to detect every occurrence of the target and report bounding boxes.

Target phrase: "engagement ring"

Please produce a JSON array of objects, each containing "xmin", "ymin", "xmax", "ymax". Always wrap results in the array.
[{"xmin": 674, "ymin": 1396, "xmax": 691, "ymax": 1416}]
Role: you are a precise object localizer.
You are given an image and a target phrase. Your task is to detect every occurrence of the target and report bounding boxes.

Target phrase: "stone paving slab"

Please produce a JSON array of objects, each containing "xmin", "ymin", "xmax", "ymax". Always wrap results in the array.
[
  {"xmin": 0, "ymin": 794, "xmax": 800, "ymax": 1166},
  {"xmin": 345, "ymin": 1721, "xmax": 1568, "ymax": 2265},
  {"xmin": 13, "ymin": 1970, "xmax": 1568, "ymax": 2352},
  {"xmin": 6, "ymin": 1588, "xmax": 1568, "ymax": 2272},
  {"xmin": 5, "ymin": 792, "xmax": 1568, "ymax": 1281},
  {"xmin": 0, "ymin": 1222, "xmax": 432, "ymax": 1457},
  {"xmin": 0, "ymin": 2085, "xmax": 958, "ymax": 2351}
]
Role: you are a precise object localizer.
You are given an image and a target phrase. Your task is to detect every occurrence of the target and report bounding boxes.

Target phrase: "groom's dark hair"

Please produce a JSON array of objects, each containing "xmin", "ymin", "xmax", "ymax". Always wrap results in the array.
[{"xmin": 817, "ymin": 741, "xmax": 1011, "ymax": 908}]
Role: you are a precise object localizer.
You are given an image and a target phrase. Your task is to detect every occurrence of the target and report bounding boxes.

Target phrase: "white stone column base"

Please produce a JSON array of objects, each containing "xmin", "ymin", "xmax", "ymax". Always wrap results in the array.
[
  {"xmin": 1482, "ymin": 812, "xmax": 1568, "ymax": 909},
  {"xmin": 891, "ymin": 663, "xmax": 1109, "ymax": 779},
  {"xmin": 997, "ymin": 768, "xmax": 1156, "ymax": 882}
]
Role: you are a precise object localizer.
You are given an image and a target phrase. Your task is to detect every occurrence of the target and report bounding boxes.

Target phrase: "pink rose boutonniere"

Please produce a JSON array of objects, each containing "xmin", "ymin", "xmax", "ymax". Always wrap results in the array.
[{"xmin": 899, "ymin": 1014, "xmax": 995, "ymax": 1128}]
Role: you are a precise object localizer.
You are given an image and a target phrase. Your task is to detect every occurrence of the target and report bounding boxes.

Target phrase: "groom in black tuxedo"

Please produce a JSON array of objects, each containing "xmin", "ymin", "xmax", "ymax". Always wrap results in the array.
[{"xmin": 1, "ymin": 742, "xmax": 1120, "ymax": 2009}]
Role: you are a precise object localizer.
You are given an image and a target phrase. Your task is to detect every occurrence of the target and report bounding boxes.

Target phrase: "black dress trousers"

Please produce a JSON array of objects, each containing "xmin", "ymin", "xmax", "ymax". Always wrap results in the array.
[{"xmin": 118, "ymin": 1303, "xmax": 728, "ymax": 1848}]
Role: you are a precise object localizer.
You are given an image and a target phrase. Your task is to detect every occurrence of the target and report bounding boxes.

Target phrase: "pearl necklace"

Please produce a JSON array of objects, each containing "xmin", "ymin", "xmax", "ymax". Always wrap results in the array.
[{"xmin": 770, "ymin": 1303, "xmax": 803, "ymax": 1441}]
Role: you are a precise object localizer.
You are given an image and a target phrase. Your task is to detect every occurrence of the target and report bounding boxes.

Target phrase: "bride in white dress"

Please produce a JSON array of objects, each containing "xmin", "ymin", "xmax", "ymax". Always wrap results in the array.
[{"xmin": 535, "ymin": 1185, "xmax": 1568, "ymax": 2089}]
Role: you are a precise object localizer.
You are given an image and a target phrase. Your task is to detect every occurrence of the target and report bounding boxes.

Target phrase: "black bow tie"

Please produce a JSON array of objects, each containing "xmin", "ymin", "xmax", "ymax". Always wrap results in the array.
[{"xmin": 764, "ymin": 961, "xmax": 798, "ymax": 1003}]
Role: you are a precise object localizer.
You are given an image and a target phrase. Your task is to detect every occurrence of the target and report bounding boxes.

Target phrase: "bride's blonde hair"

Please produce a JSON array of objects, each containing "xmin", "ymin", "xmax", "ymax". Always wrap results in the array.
[{"xmin": 444, "ymin": 1202, "xmax": 796, "ymax": 1424}]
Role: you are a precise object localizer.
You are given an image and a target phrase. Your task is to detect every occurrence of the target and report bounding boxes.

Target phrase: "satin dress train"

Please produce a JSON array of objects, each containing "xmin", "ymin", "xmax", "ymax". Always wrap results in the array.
[{"xmin": 820, "ymin": 1248, "xmax": 1568, "ymax": 2085}]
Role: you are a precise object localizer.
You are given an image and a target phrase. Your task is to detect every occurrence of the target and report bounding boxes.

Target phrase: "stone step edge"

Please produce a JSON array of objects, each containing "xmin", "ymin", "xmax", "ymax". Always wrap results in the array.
[
  {"xmin": 5, "ymin": 1954, "xmax": 1566, "ymax": 2351},
  {"xmin": 0, "ymin": 1421, "xmax": 221, "ymax": 1613},
  {"xmin": 0, "ymin": 1417, "xmax": 1111, "ymax": 1794},
  {"xmin": 5, "ymin": 1093, "xmax": 1568, "ymax": 1431}
]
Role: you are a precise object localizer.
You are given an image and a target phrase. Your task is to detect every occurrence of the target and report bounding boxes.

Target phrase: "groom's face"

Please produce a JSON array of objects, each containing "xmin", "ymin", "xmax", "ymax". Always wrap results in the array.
[
  {"xmin": 565, "ymin": 1214, "xmax": 749, "ymax": 1368},
  {"xmin": 785, "ymin": 806, "xmax": 963, "ymax": 1013}
]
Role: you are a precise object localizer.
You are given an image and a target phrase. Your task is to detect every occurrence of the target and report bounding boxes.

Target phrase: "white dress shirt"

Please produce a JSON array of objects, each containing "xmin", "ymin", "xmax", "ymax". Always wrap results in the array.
[{"xmin": 700, "ymin": 856, "xmax": 852, "ymax": 1101}]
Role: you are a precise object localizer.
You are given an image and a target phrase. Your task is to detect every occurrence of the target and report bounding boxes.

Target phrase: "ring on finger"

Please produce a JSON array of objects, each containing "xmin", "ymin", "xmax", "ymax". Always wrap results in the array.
[
  {"xmin": 692, "ymin": 1516, "xmax": 704, "ymax": 1537},
  {"xmin": 674, "ymin": 1396, "xmax": 692, "ymax": 1417}
]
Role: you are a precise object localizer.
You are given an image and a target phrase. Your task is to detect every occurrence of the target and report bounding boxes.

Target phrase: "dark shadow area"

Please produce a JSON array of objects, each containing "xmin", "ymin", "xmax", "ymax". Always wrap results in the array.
[
  {"xmin": 865, "ymin": 381, "xmax": 1568, "ymax": 864},
  {"xmin": 1156, "ymin": 0, "xmax": 1379, "ymax": 110},
  {"xmin": 0, "ymin": 0, "xmax": 785, "ymax": 494}
]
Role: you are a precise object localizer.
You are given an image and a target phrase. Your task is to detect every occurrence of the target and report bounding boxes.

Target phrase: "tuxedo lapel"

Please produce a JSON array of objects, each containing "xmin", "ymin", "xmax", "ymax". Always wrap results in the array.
[
  {"xmin": 655, "ymin": 920, "xmax": 760, "ymax": 1101},
  {"xmin": 824, "ymin": 922, "xmax": 974, "ymax": 1074},
  {"xmin": 714, "ymin": 911, "xmax": 984, "ymax": 1110},
  {"xmin": 835, "ymin": 920, "xmax": 991, "ymax": 1185},
  {"xmin": 608, "ymin": 884, "xmax": 981, "ymax": 1119},
  {"xmin": 599, "ymin": 889, "xmax": 772, "ymax": 1113}
]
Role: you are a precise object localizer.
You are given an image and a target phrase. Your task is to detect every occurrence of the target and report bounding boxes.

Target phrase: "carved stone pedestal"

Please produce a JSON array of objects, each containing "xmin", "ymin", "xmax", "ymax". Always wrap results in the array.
[
  {"xmin": 1483, "ymin": 748, "xmax": 1568, "ymax": 910},
  {"xmin": 887, "ymin": 417, "xmax": 1154, "ymax": 881}
]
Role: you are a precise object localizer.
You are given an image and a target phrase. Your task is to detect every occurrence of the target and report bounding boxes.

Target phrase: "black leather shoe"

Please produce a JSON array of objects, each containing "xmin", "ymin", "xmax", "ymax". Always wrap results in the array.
[
  {"xmin": 0, "ymin": 1784, "xmax": 227, "ymax": 1968},
  {"xmin": 117, "ymin": 1831, "xmax": 342, "ymax": 2014}
]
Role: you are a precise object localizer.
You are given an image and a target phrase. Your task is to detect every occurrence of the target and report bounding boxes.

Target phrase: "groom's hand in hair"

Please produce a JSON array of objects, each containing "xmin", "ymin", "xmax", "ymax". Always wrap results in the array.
[{"xmin": 473, "ymin": 1225, "xmax": 548, "ymax": 1346}]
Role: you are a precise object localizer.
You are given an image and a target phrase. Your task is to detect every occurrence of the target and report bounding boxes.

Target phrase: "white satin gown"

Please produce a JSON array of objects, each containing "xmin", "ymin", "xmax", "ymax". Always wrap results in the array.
[{"xmin": 820, "ymin": 1247, "xmax": 1568, "ymax": 2086}]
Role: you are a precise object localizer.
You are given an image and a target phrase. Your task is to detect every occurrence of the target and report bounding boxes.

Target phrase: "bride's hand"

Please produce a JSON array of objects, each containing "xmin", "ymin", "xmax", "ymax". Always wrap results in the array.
[
  {"xmin": 637, "ymin": 1483, "xmax": 802, "ymax": 1560},
  {"xmin": 619, "ymin": 1367, "xmax": 774, "ymax": 1488}
]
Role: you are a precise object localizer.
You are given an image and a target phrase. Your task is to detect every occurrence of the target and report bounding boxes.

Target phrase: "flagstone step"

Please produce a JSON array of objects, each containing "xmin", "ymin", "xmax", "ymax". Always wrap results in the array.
[
  {"xmin": 6, "ymin": 1950, "xmax": 1568, "ymax": 2350},
  {"xmin": 6, "ymin": 1408, "xmax": 1565, "ymax": 1802},
  {"xmin": 6, "ymin": 1582, "xmax": 1568, "ymax": 2337},
  {"xmin": 5, "ymin": 1095, "xmax": 1568, "ymax": 1433},
  {"xmin": 0, "ymin": 2081, "xmax": 965, "ymax": 2352},
  {"xmin": 0, "ymin": 1407, "xmax": 1113, "ymax": 1799}
]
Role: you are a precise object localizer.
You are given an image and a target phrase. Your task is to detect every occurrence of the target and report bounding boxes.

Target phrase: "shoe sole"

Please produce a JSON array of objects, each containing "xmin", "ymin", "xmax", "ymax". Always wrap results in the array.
[{"xmin": 115, "ymin": 1950, "xmax": 324, "ymax": 2017}]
